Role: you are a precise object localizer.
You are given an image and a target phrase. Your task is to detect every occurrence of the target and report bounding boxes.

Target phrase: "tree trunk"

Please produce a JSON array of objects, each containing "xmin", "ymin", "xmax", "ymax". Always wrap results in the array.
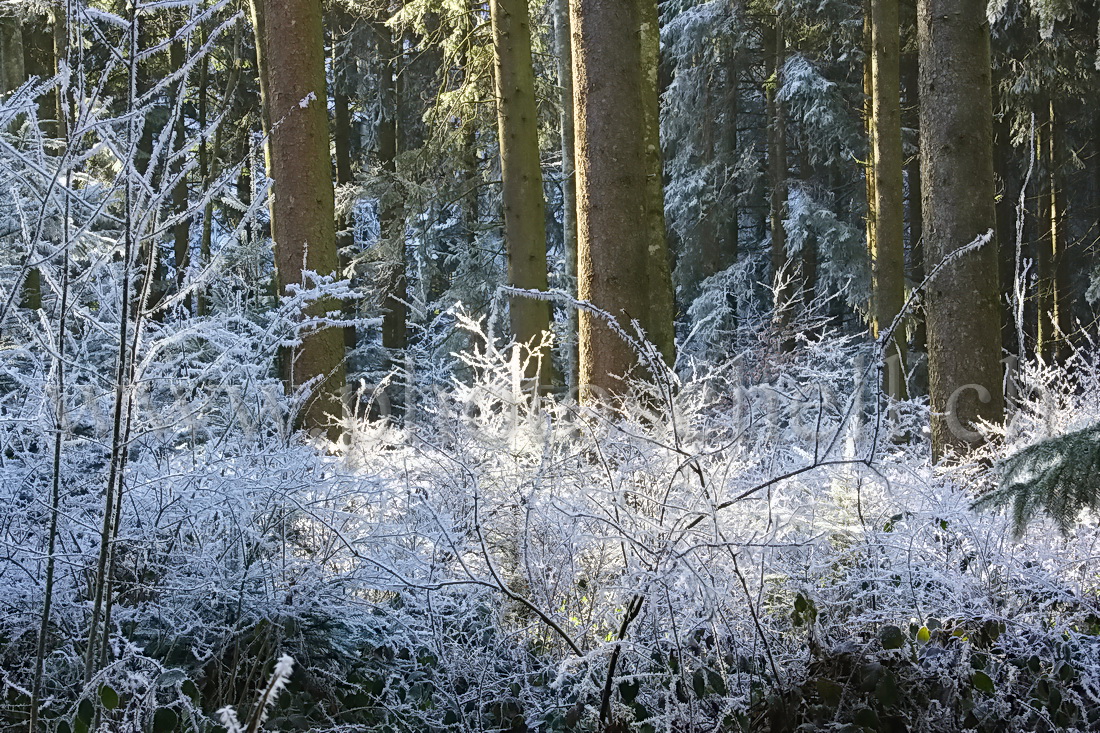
[
  {"xmin": 554, "ymin": 0, "xmax": 579, "ymax": 388},
  {"xmin": 259, "ymin": 0, "xmax": 346, "ymax": 438},
  {"xmin": 2, "ymin": 14, "xmax": 40, "ymax": 311},
  {"xmin": 0, "ymin": 14, "xmax": 24, "ymax": 97},
  {"xmin": 571, "ymin": 0, "xmax": 676, "ymax": 397},
  {"xmin": 376, "ymin": 21, "xmax": 407, "ymax": 364},
  {"xmin": 765, "ymin": 18, "xmax": 792, "ymax": 351},
  {"xmin": 901, "ymin": 37, "xmax": 925, "ymax": 360},
  {"xmin": 871, "ymin": 0, "xmax": 906, "ymax": 398},
  {"xmin": 917, "ymin": 0, "xmax": 1004, "ymax": 460},
  {"xmin": 1037, "ymin": 99, "xmax": 1069, "ymax": 362},
  {"xmin": 639, "ymin": 3, "xmax": 675, "ymax": 366},
  {"xmin": 1051, "ymin": 100, "xmax": 1071, "ymax": 362},
  {"xmin": 170, "ymin": 34, "xmax": 190, "ymax": 315},
  {"xmin": 863, "ymin": 0, "xmax": 875, "ymax": 322},
  {"xmin": 332, "ymin": 11, "xmax": 357, "ymax": 352},
  {"xmin": 490, "ymin": 0, "xmax": 557, "ymax": 386}
]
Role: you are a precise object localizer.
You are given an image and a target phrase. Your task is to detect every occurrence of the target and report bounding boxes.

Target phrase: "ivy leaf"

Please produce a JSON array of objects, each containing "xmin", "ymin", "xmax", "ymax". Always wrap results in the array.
[
  {"xmin": 879, "ymin": 625, "xmax": 906, "ymax": 650},
  {"xmin": 619, "ymin": 679, "xmax": 640, "ymax": 704},
  {"xmin": 972, "ymin": 671, "xmax": 995, "ymax": 694},
  {"xmin": 99, "ymin": 685, "xmax": 119, "ymax": 711},
  {"xmin": 692, "ymin": 669, "xmax": 707, "ymax": 699}
]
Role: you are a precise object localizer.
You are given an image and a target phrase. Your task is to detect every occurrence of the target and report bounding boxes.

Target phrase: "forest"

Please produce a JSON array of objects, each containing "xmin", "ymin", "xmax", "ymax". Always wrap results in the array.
[{"xmin": 0, "ymin": 0, "xmax": 1099, "ymax": 730}]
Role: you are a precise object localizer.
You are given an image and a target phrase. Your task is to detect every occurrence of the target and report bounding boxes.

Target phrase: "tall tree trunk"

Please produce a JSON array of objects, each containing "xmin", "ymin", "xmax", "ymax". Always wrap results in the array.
[
  {"xmin": 554, "ymin": 0, "xmax": 579, "ymax": 388},
  {"xmin": 0, "ymin": 14, "xmax": 24, "ymax": 97},
  {"xmin": 863, "ymin": 0, "xmax": 876, "ymax": 320},
  {"xmin": 571, "ymin": 0, "xmax": 676, "ymax": 397},
  {"xmin": 765, "ymin": 18, "xmax": 792, "ymax": 351},
  {"xmin": 1051, "ymin": 100, "xmax": 1071, "ymax": 362},
  {"xmin": 490, "ymin": 0, "xmax": 557, "ymax": 386},
  {"xmin": 332, "ymin": 12, "xmax": 357, "ymax": 352},
  {"xmin": 2, "ymin": 14, "xmax": 40, "ymax": 311},
  {"xmin": 901, "ymin": 36, "xmax": 925, "ymax": 360},
  {"xmin": 259, "ymin": 0, "xmax": 346, "ymax": 438},
  {"xmin": 170, "ymin": 33, "xmax": 190, "ymax": 315},
  {"xmin": 640, "ymin": 3, "xmax": 675, "ymax": 366},
  {"xmin": 724, "ymin": 53, "xmax": 740, "ymax": 269},
  {"xmin": 376, "ymin": 21, "xmax": 407, "ymax": 371},
  {"xmin": 917, "ymin": 0, "xmax": 1004, "ymax": 460},
  {"xmin": 871, "ymin": 0, "xmax": 906, "ymax": 398},
  {"xmin": 52, "ymin": 6, "xmax": 67, "ymax": 141},
  {"xmin": 1037, "ymin": 99, "xmax": 1069, "ymax": 362}
]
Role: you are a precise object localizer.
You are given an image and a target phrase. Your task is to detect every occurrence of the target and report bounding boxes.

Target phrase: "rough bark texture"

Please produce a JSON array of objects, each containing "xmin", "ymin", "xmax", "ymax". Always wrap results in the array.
[
  {"xmin": 375, "ymin": 21, "xmax": 406, "ymax": 360},
  {"xmin": 1037, "ymin": 100, "xmax": 1070, "ymax": 362},
  {"xmin": 260, "ymin": 0, "xmax": 346, "ymax": 438},
  {"xmin": 331, "ymin": 11, "xmax": 357, "ymax": 351},
  {"xmin": 554, "ymin": 0, "xmax": 579, "ymax": 388},
  {"xmin": 170, "ymin": 36, "xmax": 190, "ymax": 313},
  {"xmin": 917, "ymin": 0, "xmax": 1004, "ymax": 460},
  {"xmin": 901, "ymin": 39, "xmax": 924, "ymax": 359},
  {"xmin": 871, "ymin": 0, "xmax": 906, "ymax": 397},
  {"xmin": 571, "ymin": 0, "xmax": 676, "ymax": 397},
  {"xmin": 863, "ymin": 1, "xmax": 876, "ymax": 312},
  {"xmin": 639, "ymin": 5, "xmax": 675, "ymax": 366},
  {"xmin": 1, "ymin": 14, "xmax": 39, "ymax": 310},
  {"xmin": 490, "ymin": 0, "xmax": 556, "ymax": 385},
  {"xmin": 765, "ymin": 19, "xmax": 792, "ymax": 350},
  {"xmin": 0, "ymin": 14, "xmax": 24, "ymax": 97}
]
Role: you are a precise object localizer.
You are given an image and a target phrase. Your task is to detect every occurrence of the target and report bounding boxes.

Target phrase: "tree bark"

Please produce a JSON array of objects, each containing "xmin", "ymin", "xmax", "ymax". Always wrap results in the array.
[
  {"xmin": 0, "ymin": 13, "xmax": 24, "ymax": 97},
  {"xmin": 1037, "ymin": 99, "xmax": 1070, "ymax": 362},
  {"xmin": 2, "ymin": 13, "xmax": 40, "ymax": 311},
  {"xmin": 765, "ymin": 18, "xmax": 792, "ymax": 351},
  {"xmin": 170, "ymin": 34, "xmax": 190, "ymax": 314},
  {"xmin": 871, "ymin": 0, "xmax": 906, "ymax": 397},
  {"xmin": 554, "ymin": 0, "xmax": 579, "ymax": 388},
  {"xmin": 332, "ymin": 11, "xmax": 357, "ymax": 351},
  {"xmin": 571, "ymin": 0, "xmax": 676, "ymax": 397},
  {"xmin": 375, "ymin": 21, "xmax": 406, "ymax": 361},
  {"xmin": 901, "ymin": 36, "xmax": 925, "ymax": 359},
  {"xmin": 259, "ymin": 0, "xmax": 346, "ymax": 438},
  {"xmin": 917, "ymin": 0, "xmax": 1004, "ymax": 460},
  {"xmin": 490, "ymin": 0, "xmax": 557, "ymax": 386}
]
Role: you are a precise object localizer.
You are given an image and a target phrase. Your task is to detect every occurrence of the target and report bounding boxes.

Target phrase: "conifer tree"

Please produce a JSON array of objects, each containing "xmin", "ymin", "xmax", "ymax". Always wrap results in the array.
[
  {"xmin": 490, "ymin": 0, "xmax": 556, "ymax": 385},
  {"xmin": 258, "ymin": 0, "xmax": 346, "ymax": 437},
  {"xmin": 871, "ymin": 0, "xmax": 905, "ymax": 396},
  {"xmin": 571, "ymin": 0, "xmax": 675, "ymax": 396},
  {"xmin": 917, "ymin": 0, "xmax": 1004, "ymax": 459}
]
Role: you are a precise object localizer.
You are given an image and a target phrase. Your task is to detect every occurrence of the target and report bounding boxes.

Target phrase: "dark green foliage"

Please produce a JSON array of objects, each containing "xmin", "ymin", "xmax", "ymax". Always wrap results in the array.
[
  {"xmin": 765, "ymin": 616, "xmax": 1100, "ymax": 732},
  {"xmin": 976, "ymin": 424, "xmax": 1100, "ymax": 536}
]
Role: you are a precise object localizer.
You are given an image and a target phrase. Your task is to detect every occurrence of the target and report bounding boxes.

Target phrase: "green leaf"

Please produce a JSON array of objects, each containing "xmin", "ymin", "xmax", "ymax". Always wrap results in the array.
[
  {"xmin": 816, "ymin": 678, "xmax": 843, "ymax": 707},
  {"xmin": 77, "ymin": 699, "xmax": 94, "ymax": 724},
  {"xmin": 692, "ymin": 669, "xmax": 707, "ymax": 699},
  {"xmin": 875, "ymin": 672, "xmax": 898, "ymax": 708},
  {"xmin": 675, "ymin": 679, "xmax": 690, "ymax": 704},
  {"xmin": 619, "ymin": 679, "xmax": 640, "ymax": 704},
  {"xmin": 879, "ymin": 625, "xmax": 906, "ymax": 650},
  {"xmin": 854, "ymin": 707, "xmax": 879, "ymax": 728},
  {"xmin": 916, "ymin": 626, "xmax": 931, "ymax": 645},
  {"xmin": 153, "ymin": 707, "xmax": 177, "ymax": 732},
  {"xmin": 707, "ymin": 669, "xmax": 727, "ymax": 697},
  {"xmin": 972, "ymin": 671, "xmax": 995, "ymax": 694},
  {"xmin": 99, "ymin": 685, "xmax": 119, "ymax": 711}
]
